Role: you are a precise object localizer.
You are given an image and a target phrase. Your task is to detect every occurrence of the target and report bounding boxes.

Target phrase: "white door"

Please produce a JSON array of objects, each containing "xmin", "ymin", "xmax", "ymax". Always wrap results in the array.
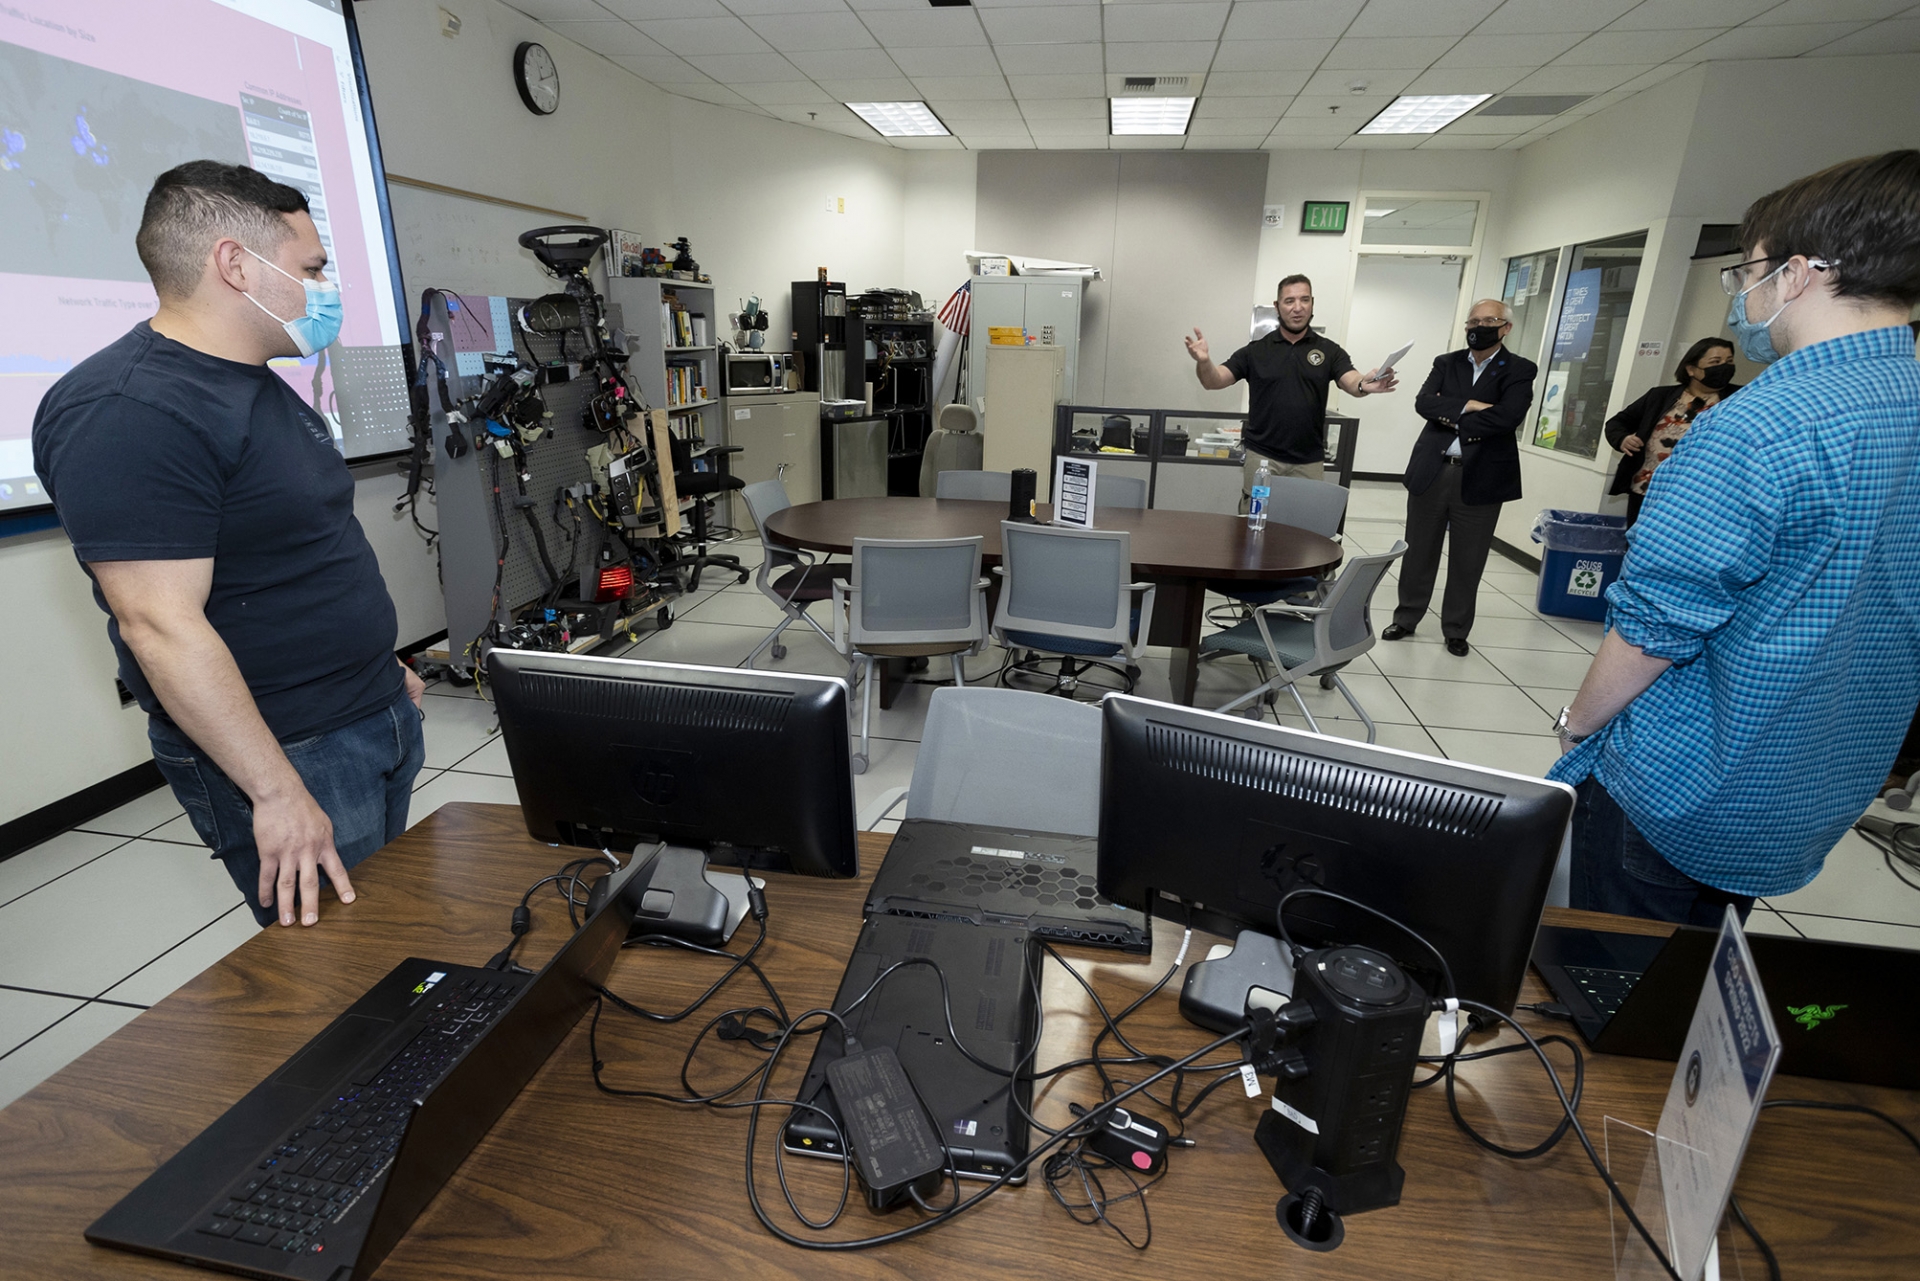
[{"xmin": 1345, "ymin": 255, "xmax": 1465, "ymax": 476}]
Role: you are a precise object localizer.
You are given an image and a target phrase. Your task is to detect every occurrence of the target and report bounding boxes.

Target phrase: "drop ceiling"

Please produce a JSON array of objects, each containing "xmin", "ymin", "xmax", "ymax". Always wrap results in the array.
[{"xmin": 502, "ymin": 0, "xmax": 1920, "ymax": 151}]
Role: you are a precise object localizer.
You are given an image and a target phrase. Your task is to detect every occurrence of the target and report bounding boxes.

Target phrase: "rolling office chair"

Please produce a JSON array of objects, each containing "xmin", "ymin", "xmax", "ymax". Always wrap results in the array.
[
  {"xmin": 935, "ymin": 469, "xmax": 1014, "ymax": 503},
  {"xmin": 739, "ymin": 478, "xmax": 848, "ymax": 667},
  {"xmin": 663, "ymin": 433, "xmax": 747, "ymax": 591},
  {"xmin": 992, "ymin": 521, "xmax": 1156, "ymax": 700},
  {"xmin": 1096, "ymin": 474, "xmax": 1148, "ymax": 510}
]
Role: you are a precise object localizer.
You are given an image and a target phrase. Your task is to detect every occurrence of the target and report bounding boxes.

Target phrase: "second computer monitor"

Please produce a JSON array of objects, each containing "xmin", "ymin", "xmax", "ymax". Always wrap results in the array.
[
  {"xmin": 488, "ymin": 651, "xmax": 859, "ymax": 878},
  {"xmin": 1096, "ymin": 695, "xmax": 1574, "ymax": 1013}
]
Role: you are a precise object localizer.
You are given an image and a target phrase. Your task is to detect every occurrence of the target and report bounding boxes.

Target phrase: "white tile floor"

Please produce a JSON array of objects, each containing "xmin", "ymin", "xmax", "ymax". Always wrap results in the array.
[{"xmin": 2, "ymin": 482, "xmax": 1913, "ymax": 1108}]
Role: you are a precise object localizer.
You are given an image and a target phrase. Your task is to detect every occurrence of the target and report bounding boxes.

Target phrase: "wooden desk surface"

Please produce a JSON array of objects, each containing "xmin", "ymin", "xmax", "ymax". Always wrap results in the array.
[{"xmin": 2, "ymin": 805, "xmax": 1913, "ymax": 1280}]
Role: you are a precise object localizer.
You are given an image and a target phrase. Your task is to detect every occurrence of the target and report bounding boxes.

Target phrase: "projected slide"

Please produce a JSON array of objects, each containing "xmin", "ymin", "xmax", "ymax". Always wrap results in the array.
[{"xmin": 0, "ymin": 0, "xmax": 409, "ymax": 514}]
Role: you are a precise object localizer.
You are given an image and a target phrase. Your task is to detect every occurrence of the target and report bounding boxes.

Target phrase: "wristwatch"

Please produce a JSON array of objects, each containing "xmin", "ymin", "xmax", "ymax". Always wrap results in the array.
[{"xmin": 1554, "ymin": 706, "xmax": 1589, "ymax": 747}]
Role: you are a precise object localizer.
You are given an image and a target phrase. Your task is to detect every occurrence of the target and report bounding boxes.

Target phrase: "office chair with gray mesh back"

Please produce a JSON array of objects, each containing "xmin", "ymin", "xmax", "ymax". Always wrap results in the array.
[
  {"xmin": 1213, "ymin": 474, "xmax": 1348, "ymax": 607},
  {"xmin": 1096, "ymin": 474, "xmax": 1147, "ymax": 511},
  {"xmin": 936, "ymin": 470, "xmax": 1014, "ymax": 503},
  {"xmin": 857, "ymin": 685, "xmax": 1103, "ymax": 833},
  {"xmin": 739, "ymin": 478, "xmax": 848, "ymax": 667},
  {"xmin": 832, "ymin": 536, "xmax": 989, "ymax": 774},
  {"xmin": 1200, "ymin": 540, "xmax": 1405, "ymax": 742},
  {"xmin": 992, "ymin": 521, "xmax": 1156, "ymax": 700}
]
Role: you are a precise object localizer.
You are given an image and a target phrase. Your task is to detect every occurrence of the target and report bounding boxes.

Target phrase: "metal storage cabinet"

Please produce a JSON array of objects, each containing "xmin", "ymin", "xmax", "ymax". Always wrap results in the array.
[
  {"xmin": 727, "ymin": 392, "xmax": 822, "ymax": 505},
  {"xmin": 965, "ymin": 276, "xmax": 1083, "ymax": 401}
]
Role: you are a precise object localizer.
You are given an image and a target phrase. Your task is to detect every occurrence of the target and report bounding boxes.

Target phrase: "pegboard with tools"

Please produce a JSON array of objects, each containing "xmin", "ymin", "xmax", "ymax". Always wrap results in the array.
[{"xmin": 418, "ymin": 281, "xmax": 681, "ymax": 679}]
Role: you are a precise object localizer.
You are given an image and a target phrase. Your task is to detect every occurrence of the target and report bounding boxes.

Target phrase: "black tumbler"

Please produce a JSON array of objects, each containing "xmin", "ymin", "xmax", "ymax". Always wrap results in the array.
[{"xmin": 1009, "ymin": 468, "xmax": 1038, "ymax": 522}]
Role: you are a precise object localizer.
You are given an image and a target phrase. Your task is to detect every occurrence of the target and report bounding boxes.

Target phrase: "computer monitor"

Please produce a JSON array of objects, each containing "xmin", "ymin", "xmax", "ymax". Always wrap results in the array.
[
  {"xmin": 488, "ymin": 651, "xmax": 859, "ymax": 877},
  {"xmin": 1096, "ymin": 696, "xmax": 1575, "ymax": 1013}
]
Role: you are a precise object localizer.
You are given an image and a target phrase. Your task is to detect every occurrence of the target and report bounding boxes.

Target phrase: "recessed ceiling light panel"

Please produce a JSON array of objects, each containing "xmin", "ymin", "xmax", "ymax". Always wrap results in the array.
[
  {"xmin": 846, "ymin": 101, "xmax": 950, "ymax": 138},
  {"xmin": 1110, "ymin": 96, "xmax": 1195, "ymax": 136},
  {"xmin": 1359, "ymin": 94, "xmax": 1492, "ymax": 135}
]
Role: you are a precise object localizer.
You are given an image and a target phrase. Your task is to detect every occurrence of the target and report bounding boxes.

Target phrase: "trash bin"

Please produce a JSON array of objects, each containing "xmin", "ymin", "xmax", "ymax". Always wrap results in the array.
[{"xmin": 1531, "ymin": 510, "xmax": 1629, "ymax": 621}]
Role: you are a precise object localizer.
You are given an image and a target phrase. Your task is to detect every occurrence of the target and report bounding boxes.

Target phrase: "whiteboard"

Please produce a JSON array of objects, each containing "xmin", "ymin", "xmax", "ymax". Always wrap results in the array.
[{"xmin": 386, "ymin": 181, "xmax": 566, "ymax": 308}]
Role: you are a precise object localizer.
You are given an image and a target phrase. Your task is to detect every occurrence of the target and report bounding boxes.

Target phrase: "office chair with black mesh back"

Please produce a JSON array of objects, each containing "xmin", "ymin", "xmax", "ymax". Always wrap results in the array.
[{"xmin": 663, "ymin": 432, "xmax": 747, "ymax": 591}]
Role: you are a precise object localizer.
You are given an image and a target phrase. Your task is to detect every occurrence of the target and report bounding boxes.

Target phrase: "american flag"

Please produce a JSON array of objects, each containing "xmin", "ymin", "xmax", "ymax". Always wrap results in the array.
[{"xmin": 937, "ymin": 281, "xmax": 971, "ymax": 337}]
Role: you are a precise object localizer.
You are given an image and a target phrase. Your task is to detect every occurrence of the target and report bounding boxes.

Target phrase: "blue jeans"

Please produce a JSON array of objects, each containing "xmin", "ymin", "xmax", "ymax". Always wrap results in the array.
[
  {"xmin": 148, "ymin": 690, "xmax": 425, "ymax": 926},
  {"xmin": 1569, "ymin": 777, "xmax": 1753, "ymax": 927}
]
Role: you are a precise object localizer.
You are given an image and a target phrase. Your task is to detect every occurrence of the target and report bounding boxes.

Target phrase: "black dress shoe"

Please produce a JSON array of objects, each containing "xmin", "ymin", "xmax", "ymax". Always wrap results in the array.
[
  {"xmin": 1382, "ymin": 624, "xmax": 1413, "ymax": 641},
  {"xmin": 1446, "ymin": 637, "xmax": 1470, "ymax": 657}
]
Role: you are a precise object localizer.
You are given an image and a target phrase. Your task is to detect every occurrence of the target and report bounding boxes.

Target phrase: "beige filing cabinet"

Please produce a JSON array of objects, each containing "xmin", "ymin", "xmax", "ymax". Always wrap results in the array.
[
  {"xmin": 981, "ymin": 345, "xmax": 1065, "ymax": 497},
  {"xmin": 726, "ymin": 391, "xmax": 821, "ymax": 507}
]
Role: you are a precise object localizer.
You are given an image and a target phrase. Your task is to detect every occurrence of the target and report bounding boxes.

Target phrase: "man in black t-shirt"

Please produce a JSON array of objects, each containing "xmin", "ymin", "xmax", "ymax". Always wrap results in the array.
[
  {"xmin": 1186, "ymin": 274, "xmax": 1397, "ymax": 495},
  {"xmin": 32, "ymin": 162, "xmax": 423, "ymax": 930}
]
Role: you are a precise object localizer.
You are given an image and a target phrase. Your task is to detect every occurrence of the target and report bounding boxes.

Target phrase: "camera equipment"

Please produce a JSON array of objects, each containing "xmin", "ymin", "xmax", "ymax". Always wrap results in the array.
[{"xmin": 669, "ymin": 236, "xmax": 699, "ymax": 275}]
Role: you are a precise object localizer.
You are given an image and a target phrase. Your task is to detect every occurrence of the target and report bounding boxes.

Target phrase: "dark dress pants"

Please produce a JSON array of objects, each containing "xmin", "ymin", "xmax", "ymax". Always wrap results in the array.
[{"xmin": 1392, "ymin": 461, "xmax": 1502, "ymax": 640}]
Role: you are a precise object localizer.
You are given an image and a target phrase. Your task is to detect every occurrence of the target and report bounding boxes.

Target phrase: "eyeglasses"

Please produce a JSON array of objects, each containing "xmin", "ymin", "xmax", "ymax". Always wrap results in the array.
[{"xmin": 1720, "ymin": 255, "xmax": 1838, "ymax": 295}]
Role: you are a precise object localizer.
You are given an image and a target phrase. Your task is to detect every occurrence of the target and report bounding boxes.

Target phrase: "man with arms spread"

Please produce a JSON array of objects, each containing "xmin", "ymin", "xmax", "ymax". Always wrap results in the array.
[
  {"xmin": 1383, "ymin": 299, "xmax": 1536, "ymax": 657},
  {"xmin": 33, "ymin": 161, "xmax": 424, "ymax": 929},
  {"xmin": 1186, "ymin": 274, "xmax": 1396, "ymax": 496},
  {"xmin": 1551, "ymin": 151, "xmax": 1920, "ymax": 925}
]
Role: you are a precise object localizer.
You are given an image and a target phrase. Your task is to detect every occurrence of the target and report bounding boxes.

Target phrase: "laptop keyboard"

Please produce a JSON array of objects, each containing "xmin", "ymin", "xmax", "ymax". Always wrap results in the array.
[
  {"xmin": 1564, "ymin": 965, "xmax": 1642, "ymax": 1018},
  {"xmin": 194, "ymin": 975, "xmax": 517, "ymax": 1259}
]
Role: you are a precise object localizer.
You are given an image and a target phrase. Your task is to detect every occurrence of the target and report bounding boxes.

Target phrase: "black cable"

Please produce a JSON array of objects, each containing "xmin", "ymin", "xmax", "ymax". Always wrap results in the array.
[
  {"xmin": 1728, "ymin": 1194, "xmax": 1783, "ymax": 1281},
  {"xmin": 1435, "ymin": 1033, "xmax": 1585, "ymax": 1160},
  {"xmin": 1275, "ymin": 886, "xmax": 1458, "ymax": 1001},
  {"xmin": 1852, "ymin": 817, "xmax": 1920, "ymax": 892}
]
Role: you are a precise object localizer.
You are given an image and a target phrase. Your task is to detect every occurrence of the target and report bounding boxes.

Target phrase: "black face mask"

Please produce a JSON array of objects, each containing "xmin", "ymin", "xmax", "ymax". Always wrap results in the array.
[
  {"xmin": 1697, "ymin": 363, "xmax": 1735, "ymax": 390},
  {"xmin": 1465, "ymin": 325, "xmax": 1503, "ymax": 352}
]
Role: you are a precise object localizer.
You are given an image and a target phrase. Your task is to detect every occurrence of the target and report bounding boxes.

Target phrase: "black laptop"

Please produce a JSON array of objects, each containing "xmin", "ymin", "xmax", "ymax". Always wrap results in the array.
[
  {"xmin": 865, "ymin": 819, "xmax": 1151, "ymax": 954},
  {"xmin": 86, "ymin": 855, "xmax": 644, "ymax": 1279},
  {"xmin": 1533, "ymin": 922, "xmax": 1920, "ymax": 1089},
  {"xmin": 782, "ymin": 914, "xmax": 1041, "ymax": 1182}
]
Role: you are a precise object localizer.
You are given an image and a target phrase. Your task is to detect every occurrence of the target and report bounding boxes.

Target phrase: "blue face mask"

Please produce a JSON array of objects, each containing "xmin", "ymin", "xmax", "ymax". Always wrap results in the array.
[
  {"xmin": 1726, "ymin": 260, "xmax": 1792, "ymax": 365},
  {"xmin": 242, "ymin": 247, "xmax": 343, "ymax": 357}
]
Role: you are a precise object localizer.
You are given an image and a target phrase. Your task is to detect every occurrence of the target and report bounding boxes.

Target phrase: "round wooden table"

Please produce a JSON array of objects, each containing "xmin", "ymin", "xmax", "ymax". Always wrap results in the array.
[{"xmin": 761, "ymin": 497, "xmax": 1342, "ymax": 705}]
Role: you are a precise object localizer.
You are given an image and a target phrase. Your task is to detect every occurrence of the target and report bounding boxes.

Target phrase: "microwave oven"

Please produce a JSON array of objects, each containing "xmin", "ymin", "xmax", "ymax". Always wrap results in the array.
[{"xmin": 724, "ymin": 352, "xmax": 788, "ymax": 395}]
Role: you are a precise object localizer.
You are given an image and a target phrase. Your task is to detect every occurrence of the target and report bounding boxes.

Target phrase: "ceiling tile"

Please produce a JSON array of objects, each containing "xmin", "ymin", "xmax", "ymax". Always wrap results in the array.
[
  {"xmin": 1185, "ymin": 136, "xmax": 1272, "ymax": 149},
  {"xmin": 512, "ymin": 0, "xmax": 627, "ymax": 19},
  {"xmin": 1221, "ymin": 0, "xmax": 1366, "ymax": 41},
  {"xmin": 1402, "ymin": 67, "xmax": 1526, "ymax": 93},
  {"xmin": 890, "ymin": 44, "xmax": 1003, "ymax": 76},
  {"xmin": 608, "ymin": 54, "xmax": 713, "ymax": 82},
  {"xmin": 1418, "ymin": 134, "xmax": 1519, "ymax": 148},
  {"xmin": 1020, "ymin": 97, "xmax": 1109, "ymax": 119},
  {"xmin": 1194, "ymin": 95, "xmax": 1295, "ymax": 116},
  {"xmin": 1749, "ymin": 0, "xmax": 1913, "ymax": 24},
  {"xmin": 812, "ymin": 76, "xmax": 920, "ymax": 97},
  {"xmin": 1102, "ymin": 3, "xmax": 1231, "ymax": 43},
  {"xmin": 1299, "ymin": 67, "xmax": 1418, "ymax": 95},
  {"xmin": 1267, "ymin": 136, "xmax": 1346, "ymax": 149},
  {"xmin": 1269, "ymin": 116, "xmax": 1360, "ymax": 134},
  {"xmin": 993, "ymin": 42, "xmax": 1106, "ymax": 74},
  {"xmin": 1190, "ymin": 114, "xmax": 1279, "ymax": 133},
  {"xmin": 635, "ymin": 16, "xmax": 773, "ymax": 55},
  {"xmin": 1026, "ymin": 118, "xmax": 1110, "ymax": 135},
  {"xmin": 1605, "ymin": 0, "xmax": 1776, "ymax": 30},
  {"xmin": 890, "ymin": 136, "xmax": 968, "ymax": 149},
  {"xmin": 963, "ymin": 139, "xmax": 1040, "ymax": 151},
  {"xmin": 1104, "ymin": 42, "xmax": 1220, "ymax": 73},
  {"xmin": 720, "ymin": 0, "xmax": 851, "ymax": 14},
  {"xmin": 1554, "ymin": 30, "xmax": 1720, "ymax": 62},
  {"xmin": 911, "ymin": 75, "xmax": 1013, "ymax": 99},
  {"xmin": 1474, "ymin": 0, "xmax": 1638, "ymax": 32},
  {"xmin": 1321, "ymin": 36, "xmax": 1453, "ymax": 67},
  {"xmin": 1446, "ymin": 112, "xmax": 1540, "ymax": 132},
  {"xmin": 1605, "ymin": 62, "xmax": 1698, "ymax": 93},
  {"xmin": 1035, "ymin": 137, "xmax": 1110, "ymax": 149},
  {"xmin": 977, "ymin": 6, "xmax": 1105, "ymax": 44},
  {"xmin": 1434, "ymin": 31, "xmax": 1585, "ymax": 65},
  {"xmin": 844, "ymin": 0, "xmax": 944, "ymax": 8},
  {"xmin": 1284, "ymin": 92, "xmax": 1394, "ymax": 118},
  {"xmin": 684, "ymin": 51, "xmax": 806, "ymax": 81},
  {"xmin": 1686, "ymin": 22, "xmax": 1872, "ymax": 58},
  {"xmin": 1209, "ymin": 39, "xmax": 1338, "ymax": 71},
  {"xmin": 1339, "ymin": 133, "xmax": 1424, "ymax": 147},
  {"xmin": 1004, "ymin": 73, "xmax": 1109, "ymax": 98},
  {"xmin": 929, "ymin": 98, "xmax": 1025, "ymax": 120},
  {"xmin": 1506, "ymin": 62, "xmax": 1654, "ymax": 91},
  {"xmin": 1798, "ymin": 17, "xmax": 1920, "ymax": 54},
  {"xmin": 1347, "ymin": 0, "xmax": 1502, "ymax": 38},
  {"xmin": 785, "ymin": 47, "xmax": 901, "ymax": 77},
  {"xmin": 539, "ymin": 20, "xmax": 670, "ymax": 56},
  {"xmin": 855, "ymin": 8, "xmax": 987, "ymax": 45},
  {"xmin": 1110, "ymin": 134, "xmax": 1188, "ymax": 148},
  {"xmin": 674, "ymin": 81, "xmax": 760, "ymax": 108},
  {"xmin": 1202, "ymin": 70, "xmax": 1312, "ymax": 94},
  {"xmin": 740, "ymin": 80, "xmax": 838, "ymax": 104},
  {"xmin": 741, "ymin": 11, "xmax": 877, "ymax": 50},
  {"xmin": 598, "ymin": 0, "xmax": 729, "ymax": 17}
]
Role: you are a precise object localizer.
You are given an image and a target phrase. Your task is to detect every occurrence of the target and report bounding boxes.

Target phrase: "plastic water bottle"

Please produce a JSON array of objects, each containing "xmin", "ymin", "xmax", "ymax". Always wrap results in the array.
[{"xmin": 1248, "ymin": 459, "xmax": 1271, "ymax": 533}]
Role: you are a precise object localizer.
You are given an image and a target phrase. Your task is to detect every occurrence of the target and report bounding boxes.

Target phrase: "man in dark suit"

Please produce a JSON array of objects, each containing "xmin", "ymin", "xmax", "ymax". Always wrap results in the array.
[{"xmin": 1383, "ymin": 299, "xmax": 1536, "ymax": 657}]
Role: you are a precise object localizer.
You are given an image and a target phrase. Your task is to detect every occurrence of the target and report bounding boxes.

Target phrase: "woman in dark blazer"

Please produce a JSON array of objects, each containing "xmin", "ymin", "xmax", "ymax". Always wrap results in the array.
[{"xmin": 1605, "ymin": 337, "xmax": 1740, "ymax": 525}]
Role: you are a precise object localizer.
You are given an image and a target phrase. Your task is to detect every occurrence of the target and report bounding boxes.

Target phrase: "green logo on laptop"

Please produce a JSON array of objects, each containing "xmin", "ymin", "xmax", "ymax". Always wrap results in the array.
[{"xmin": 1786, "ymin": 1003, "xmax": 1847, "ymax": 1030}]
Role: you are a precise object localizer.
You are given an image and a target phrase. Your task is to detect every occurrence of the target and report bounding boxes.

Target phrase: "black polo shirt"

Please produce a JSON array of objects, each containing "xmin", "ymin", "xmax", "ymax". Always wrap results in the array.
[{"xmin": 1223, "ymin": 329, "xmax": 1355, "ymax": 464}]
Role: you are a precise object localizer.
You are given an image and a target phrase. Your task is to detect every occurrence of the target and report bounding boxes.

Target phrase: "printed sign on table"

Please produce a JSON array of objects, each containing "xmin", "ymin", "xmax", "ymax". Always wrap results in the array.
[{"xmin": 1052, "ymin": 456, "xmax": 1097, "ymax": 530}]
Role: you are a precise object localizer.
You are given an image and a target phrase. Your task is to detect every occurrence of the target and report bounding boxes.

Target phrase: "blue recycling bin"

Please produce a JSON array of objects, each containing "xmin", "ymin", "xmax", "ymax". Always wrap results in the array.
[{"xmin": 1531, "ymin": 510, "xmax": 1629, "ymax": 622}]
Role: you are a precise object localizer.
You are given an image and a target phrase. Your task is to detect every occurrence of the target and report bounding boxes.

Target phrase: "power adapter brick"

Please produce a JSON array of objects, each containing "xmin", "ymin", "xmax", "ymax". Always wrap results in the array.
[{"xmin": 824, "ymin": 1041, "xmax": 947, "ymax": 1212}]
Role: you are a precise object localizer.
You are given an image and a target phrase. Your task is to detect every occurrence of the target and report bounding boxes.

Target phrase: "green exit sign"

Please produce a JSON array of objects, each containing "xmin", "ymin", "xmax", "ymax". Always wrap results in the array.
[{"xmin": 1301, "ymin": 201, "xmax": 1350, "ymax": 234}]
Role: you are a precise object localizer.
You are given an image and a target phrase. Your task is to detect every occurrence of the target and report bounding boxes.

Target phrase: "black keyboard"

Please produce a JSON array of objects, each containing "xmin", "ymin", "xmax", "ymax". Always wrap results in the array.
[
  {"xmin": 1564, "ymin": 964, "xmax": 1642, "ymax": 1018},
  {"xmin": 193, "ymin": 976, "xmax": 517, "ymax": 1258}
]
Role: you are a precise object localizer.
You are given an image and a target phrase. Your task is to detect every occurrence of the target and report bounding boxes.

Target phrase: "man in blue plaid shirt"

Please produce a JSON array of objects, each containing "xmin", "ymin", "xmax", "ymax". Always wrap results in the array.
[{"xmin": 1550, "ymin": 151, "xmax": 1920, "ymax": 925}]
